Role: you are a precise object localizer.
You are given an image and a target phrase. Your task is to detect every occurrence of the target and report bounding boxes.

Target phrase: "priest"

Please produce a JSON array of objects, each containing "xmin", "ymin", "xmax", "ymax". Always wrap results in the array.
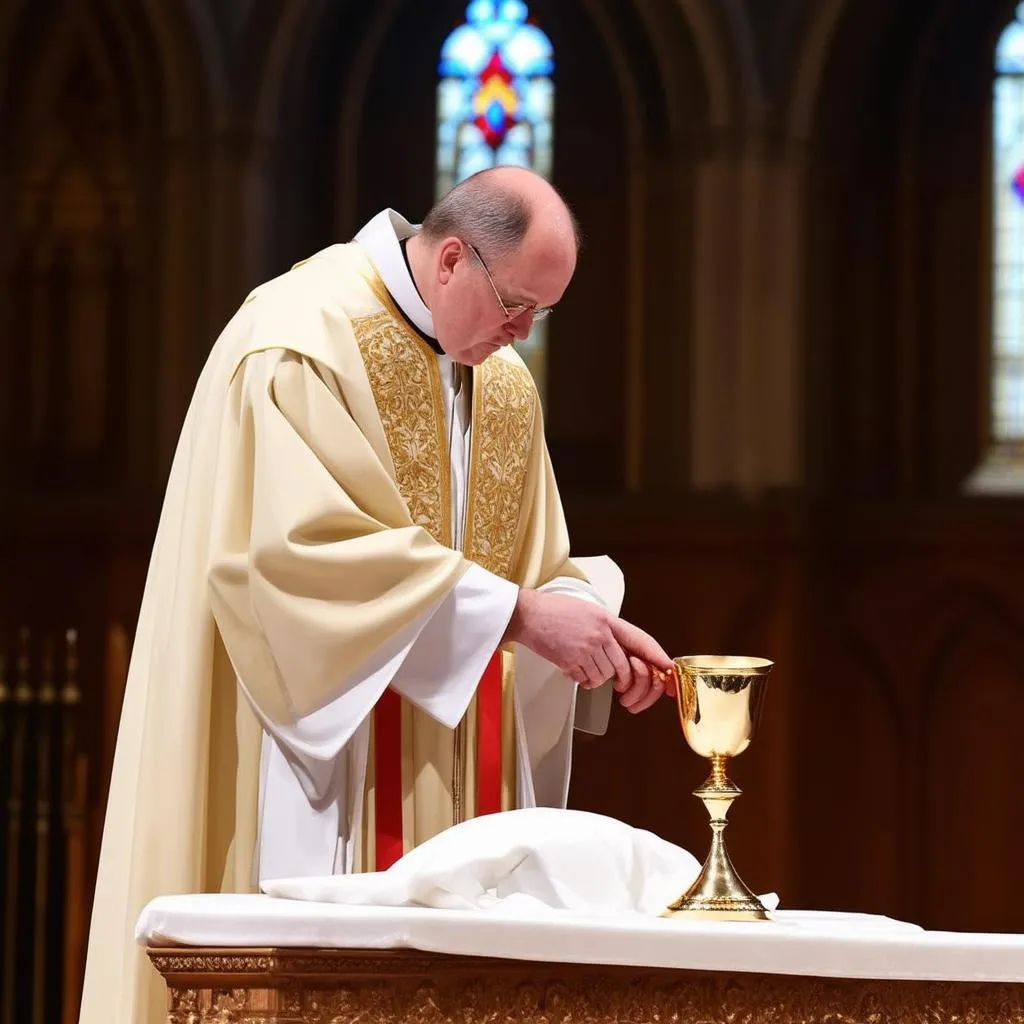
[{"xmin": 77, "ymin": 166, "xmax": 676, "ymax": 1024}]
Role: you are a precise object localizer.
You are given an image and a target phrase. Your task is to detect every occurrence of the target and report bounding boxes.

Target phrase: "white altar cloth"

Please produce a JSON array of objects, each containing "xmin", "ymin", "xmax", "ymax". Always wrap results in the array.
[
  {"xmin": 136, "ymin": 893, "xmax": 1024, "ymax": 984},
  {"xmin": 264, "ymin": 808, "xmax": 711, "ymax": 915}
]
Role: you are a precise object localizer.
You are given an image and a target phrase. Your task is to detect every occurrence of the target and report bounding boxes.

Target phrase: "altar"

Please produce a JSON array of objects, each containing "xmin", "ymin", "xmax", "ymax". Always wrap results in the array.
[{"xmin": 140, "ymin": 893, "xmax": 1024, "ymax": 1023}]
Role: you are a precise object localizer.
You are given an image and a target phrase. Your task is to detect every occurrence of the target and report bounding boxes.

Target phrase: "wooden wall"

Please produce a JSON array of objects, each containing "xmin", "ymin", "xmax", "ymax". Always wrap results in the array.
[
  {"xmin": 4, "ymin": 496, "xmax": 1023, "ymax": 941},
  {"xmin": 565, "ymin": 499, "xmax": 1024, "ymax": 933}
]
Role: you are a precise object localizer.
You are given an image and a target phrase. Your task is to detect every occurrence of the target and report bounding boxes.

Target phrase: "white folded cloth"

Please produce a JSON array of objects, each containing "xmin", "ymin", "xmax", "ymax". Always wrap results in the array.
[{"xmin": 262, "ymin": 807, "xmax": 778, "ymax": 917}]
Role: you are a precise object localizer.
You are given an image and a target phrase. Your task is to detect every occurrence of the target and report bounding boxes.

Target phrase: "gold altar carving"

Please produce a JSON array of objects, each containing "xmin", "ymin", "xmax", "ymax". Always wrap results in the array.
[{"xmin": 149, "ymin": 947, "xmax": 1024, "ymax": 1024}]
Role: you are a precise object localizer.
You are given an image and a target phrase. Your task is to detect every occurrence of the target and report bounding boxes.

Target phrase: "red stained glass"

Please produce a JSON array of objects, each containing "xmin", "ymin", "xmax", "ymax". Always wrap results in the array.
[{"xmin": 473, "ymin": 52, "xmax": 518, "ymax": 149}]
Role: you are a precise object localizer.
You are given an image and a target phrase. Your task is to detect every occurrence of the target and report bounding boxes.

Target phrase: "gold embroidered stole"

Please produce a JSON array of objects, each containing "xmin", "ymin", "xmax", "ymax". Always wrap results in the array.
[{"xmin": 352, "ymin": 274, "xmax": 536, "ymax": 870}]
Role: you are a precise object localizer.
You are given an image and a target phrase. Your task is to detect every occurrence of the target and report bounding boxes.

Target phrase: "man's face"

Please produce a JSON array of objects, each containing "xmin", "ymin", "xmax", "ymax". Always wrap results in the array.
[{"xmin": 429, "ymin": 233, "xmax": 576, "ymax": 366}]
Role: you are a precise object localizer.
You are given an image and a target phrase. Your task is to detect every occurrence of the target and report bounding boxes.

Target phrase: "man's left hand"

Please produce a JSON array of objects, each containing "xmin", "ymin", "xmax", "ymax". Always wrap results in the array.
[{"xmin": 615, "ymin": 656, "xmax": 676, "ymax": 714}]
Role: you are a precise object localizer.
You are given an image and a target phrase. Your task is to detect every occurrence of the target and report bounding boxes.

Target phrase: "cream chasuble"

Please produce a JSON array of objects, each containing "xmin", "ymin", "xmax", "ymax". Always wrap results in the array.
[{"xmin": 77, "ymin": 210, "xmax": 621, "ymax": 1024}]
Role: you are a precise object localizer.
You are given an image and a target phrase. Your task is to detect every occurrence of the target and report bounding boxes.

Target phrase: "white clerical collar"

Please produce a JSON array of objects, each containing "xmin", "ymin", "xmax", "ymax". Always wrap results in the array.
[{"xmin": 354, "ymin": 209, "xmax": 436, "ymax": 338}]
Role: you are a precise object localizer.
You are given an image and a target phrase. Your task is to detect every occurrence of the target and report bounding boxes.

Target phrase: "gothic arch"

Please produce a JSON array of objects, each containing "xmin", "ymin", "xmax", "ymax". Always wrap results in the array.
[
  {"xmin": 0, "ymin": 0, "xmax": 225, "ymax": 141},
  {"xmin": 243, "ymin": 0, "xmax": 721, "ymax": 151},
  {"xmin": 0, "ymin": 0, "xmax": 227, "ymax": 494},
  {"xmin": 785, "ymin": 0, "xmax": 849, "ymax": 143},
  {"xmin": 671, "ymin": 0, "xmax": 759, "ymax": 129},
  {"xmin": 240, "ymin": 0, "xmax": 717, "ymax": 494},
  {"xmin": 1, "ymin": 2, "xmax": 148, "ymax": 493},
  {"xmin": 136, "ymin": 0, "xmax": 228, "ymax": 134}
]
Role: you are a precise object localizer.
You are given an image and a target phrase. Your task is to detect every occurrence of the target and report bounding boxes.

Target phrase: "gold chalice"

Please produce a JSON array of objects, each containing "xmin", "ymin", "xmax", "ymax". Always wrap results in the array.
[{"xmin": 662, "ymin": 655, "xmax": 773, "ymax": 921}]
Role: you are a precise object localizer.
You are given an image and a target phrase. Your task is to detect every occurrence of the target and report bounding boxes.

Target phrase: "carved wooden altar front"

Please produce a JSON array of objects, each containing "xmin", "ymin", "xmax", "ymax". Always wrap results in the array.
[{"xmin": 149, "ymin": 946, "xmax": 1024, "ymax": 1024}]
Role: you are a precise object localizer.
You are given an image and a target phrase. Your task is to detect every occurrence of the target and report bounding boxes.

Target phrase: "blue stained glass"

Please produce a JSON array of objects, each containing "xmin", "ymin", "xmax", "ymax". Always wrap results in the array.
[
  {"xmin": 434, "ymin": 0, "xmax": 556, "ymax": 403},
  {"xmin": 991, "ymin": 3, "xmax": 1024, "ymax": 443},
  {"xmin": 521, "ymin": 78, "xmax": 553, "ymax": 123},
  {"xmin": 435, "ymin": 0, "xmax": 555, "ymax": 189},
  {"xmin": 500, "ymin": 1, "xmax": 528, "ymax": 21},
  {"xmin": 502, "ymin": 26, "xmax": 553, "ymax": 75},
  {"xmin": 439, "ymin": 27, "xmax": 489, "ymax": 76},
  {"xmin": 996, "ymin": 3, "xmax": 1024, "ymax": 74}
]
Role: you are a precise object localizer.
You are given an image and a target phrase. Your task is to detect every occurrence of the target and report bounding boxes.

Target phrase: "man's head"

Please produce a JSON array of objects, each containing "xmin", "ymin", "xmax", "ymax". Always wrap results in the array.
[{"xmin": 407, "ymin": 166, "xmax": 580, "ymax": 366}]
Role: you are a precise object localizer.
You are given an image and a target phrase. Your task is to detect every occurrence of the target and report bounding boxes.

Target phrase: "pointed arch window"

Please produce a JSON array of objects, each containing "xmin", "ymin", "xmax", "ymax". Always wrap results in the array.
[
  {"xmin": 969, "ymin": 4, "xmax": 1024, "ymax": 491},
  {"xmin": 435, "ymin": 0, "xmax": 554, "ymax": 402},
  {"xmin": 992, "ymin": 4, "xmax": 1024, "ymax": 449}
]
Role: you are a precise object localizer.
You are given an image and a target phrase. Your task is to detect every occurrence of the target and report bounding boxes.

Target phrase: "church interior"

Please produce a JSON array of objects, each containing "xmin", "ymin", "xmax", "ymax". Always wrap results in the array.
[{"xmin": 2, "ymin": 0, "xmax": 1024, "ymax": 1021}]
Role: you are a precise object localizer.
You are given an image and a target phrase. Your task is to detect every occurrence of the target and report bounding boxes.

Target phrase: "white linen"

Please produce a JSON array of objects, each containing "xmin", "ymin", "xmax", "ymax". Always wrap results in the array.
[
  {"xmin": 134, "ymin": 891, "xmax": 1024, "ymax": 983},
  {"xmin": 264, "ymin": 808, "xmax": 707, "ymax": 915}
]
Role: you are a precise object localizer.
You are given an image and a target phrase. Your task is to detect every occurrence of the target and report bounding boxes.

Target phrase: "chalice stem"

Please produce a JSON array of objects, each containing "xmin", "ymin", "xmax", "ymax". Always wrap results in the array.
[
  {"xmin": 709, "ymin": 753, "xmax": 729, "ymax": 787},
  {"xmin": 663, "ymin": 755, "xmax": 768, "ymax": 919}
]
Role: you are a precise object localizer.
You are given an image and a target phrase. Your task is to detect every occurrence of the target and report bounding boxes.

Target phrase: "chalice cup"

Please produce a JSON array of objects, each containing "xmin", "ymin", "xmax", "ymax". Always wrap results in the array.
[{"xmin": 662, "ymin": 655, "xmax": 773, "ymax": 921}]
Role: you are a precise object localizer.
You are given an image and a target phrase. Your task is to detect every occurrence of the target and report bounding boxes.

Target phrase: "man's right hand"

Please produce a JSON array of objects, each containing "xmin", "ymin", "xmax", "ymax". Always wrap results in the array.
[{"xmin": 502, "ymin": 589, "xmax": 675, "ymax": 714}]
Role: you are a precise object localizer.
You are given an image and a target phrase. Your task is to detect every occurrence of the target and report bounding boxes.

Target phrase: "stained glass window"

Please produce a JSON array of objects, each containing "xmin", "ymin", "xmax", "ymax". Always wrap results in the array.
[
  {"xmin": 436, "ymin": 0, "xmax": 554, "ymax": 401},
  {"xmin": 992, "ymin": 4, "xmax": 1024, "ymax": 444}
]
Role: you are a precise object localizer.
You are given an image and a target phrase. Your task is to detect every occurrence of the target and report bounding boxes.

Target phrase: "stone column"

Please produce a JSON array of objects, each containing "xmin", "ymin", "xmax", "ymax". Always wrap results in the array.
[
  {"xmin": 689, "ymin": 132, "xmax": 807, "ymax": 495},
  {"xmin": 151, "ymin": 128, "xmax": 277, "ymax": 483},
  {"xmin": 207, "ymin": 129, "xmax": 278, "ymax": 335}
]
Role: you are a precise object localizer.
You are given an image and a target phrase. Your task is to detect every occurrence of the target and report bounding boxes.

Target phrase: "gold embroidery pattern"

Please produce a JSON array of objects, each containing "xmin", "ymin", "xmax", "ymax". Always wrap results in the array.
[
  {"xmin": 150, "ymin": 949, "xmax": 1024, "ymax": 1024},
  {"xmin": 352, "ymin": 310, "xmax": 451, "ymax": 546},
  {"xmin": 464, "ymin": 355, "xmax": 536, "ymax": 579}
]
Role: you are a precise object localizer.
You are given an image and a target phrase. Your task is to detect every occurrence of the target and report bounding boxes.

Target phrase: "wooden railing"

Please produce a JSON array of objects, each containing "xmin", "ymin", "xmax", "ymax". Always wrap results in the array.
[{"xmin": 0, "ymin": 627, "xmax": 89, "ymax": 1024}]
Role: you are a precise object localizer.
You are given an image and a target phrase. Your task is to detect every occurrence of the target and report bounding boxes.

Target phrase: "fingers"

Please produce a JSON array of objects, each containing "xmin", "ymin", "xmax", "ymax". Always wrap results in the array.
[
  {"xmin": 581, "ymin": 655, "xmax": 602, "ymax": 688},
  {"xmin": 568, "ymin": 656, "xmax": 606, "ymax": 690},
  {"xmin": 534, "ymin": 599, "xmax": 662, "ymax": 698},
  {"xmin": 563, "ymin": 648, "xmax": 617, "ymax": 690},
  {"xmin": 618, "ymin": 657, "xmax": 649, "ymax": 711},
  {"xmin": 617, "ymin": 656, "xmax": 662, "ymax": 713},
  {"xmin": 634, "ymin": 662, "xmax": 668, "ymax": 712},
  {"xmin": 652, "ymin": 664, "xmax": 678, "ymax": 697},
  {"xmin": 602, "ymin": 642, "xmax": 633, "ymax": 692},
  {"xmin": 665, "ymin": 667, "xmax": 678, "ymax": 697},
  {"xmin": 569, "ymin": 646, "xmax": 634, "ymax": 692},
  {"xmin": 567, "ymin": 665, "xmax": 589, "ymax": 687},
  {"xmin": 609, "ymin": 618, "xmax": 673, "ymax": 672}
]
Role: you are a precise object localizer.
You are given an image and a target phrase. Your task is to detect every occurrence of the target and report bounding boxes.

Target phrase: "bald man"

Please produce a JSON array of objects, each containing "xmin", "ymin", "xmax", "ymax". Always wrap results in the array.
[{"xmin": 77, "ymin": 167, "xmax": 675, "ymax": 1024}]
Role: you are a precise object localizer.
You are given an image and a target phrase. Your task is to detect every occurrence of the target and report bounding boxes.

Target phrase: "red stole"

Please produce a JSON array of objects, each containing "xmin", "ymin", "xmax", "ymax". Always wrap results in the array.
[{"xmin": 372, "ymin": 651, "xmax": 505, "ymax": 871}]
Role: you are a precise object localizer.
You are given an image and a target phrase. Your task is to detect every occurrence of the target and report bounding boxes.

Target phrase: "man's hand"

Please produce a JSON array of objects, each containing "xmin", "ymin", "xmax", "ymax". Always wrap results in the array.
[{"xmin": 502, "ymin": 589, "xmax": 675, "ymax": 714}]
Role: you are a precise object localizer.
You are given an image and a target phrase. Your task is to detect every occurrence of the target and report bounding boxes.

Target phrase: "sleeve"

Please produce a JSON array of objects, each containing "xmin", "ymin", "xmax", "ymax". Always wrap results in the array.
[{"xmin": 538, "ymin": 574, "xmax": 606, "ymax": 606}]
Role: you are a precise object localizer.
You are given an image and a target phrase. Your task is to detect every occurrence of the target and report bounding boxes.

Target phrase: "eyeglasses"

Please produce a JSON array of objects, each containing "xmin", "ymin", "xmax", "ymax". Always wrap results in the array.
[{"xmin": 464, "ymin": 241, "xmax": 553, "ymax": 323}]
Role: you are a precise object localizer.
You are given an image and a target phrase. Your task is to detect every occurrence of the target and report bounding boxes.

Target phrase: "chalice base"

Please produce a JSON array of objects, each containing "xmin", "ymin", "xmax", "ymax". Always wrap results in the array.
[
  {"xmin": 661, "ymin": 885, "xmax": 768, "ymax": 921},
  {"xmin": 661, "ymin": 847, "xmax": 769, "ymax": 921},
  {"xmin": 661, "ymin": 764, "xmax": 769, "ymax": 922}
]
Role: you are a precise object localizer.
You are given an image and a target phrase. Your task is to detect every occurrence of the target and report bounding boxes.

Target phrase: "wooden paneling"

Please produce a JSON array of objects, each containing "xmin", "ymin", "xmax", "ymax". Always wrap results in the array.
[
  {"xmin": 3, "ymin": 499, "xmax": 1023, "ymax": 1024},
  {"xmin": 7, "ymin": 497, "xmax": 1023, "ymax": 934},
  {"xmin": 565, "ymin": 499, "xmax": 1024, "ymax": 932},
  {"xmin": 0, "ymin": 502, "xmax": 154, "ymax": 880}
]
